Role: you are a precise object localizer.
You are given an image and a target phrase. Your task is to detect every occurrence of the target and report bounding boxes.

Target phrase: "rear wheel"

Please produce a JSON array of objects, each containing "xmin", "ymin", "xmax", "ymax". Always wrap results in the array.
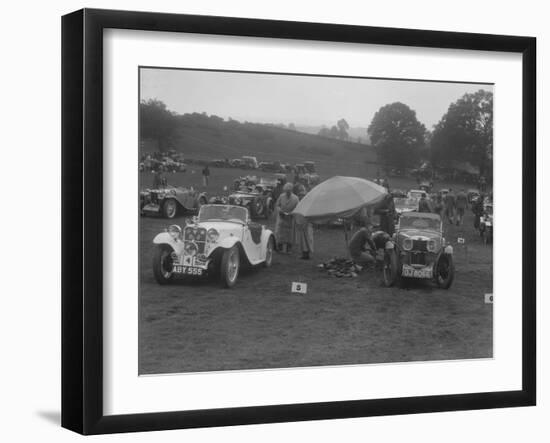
[
  {"xmin": 152, "ymin": 245, "xmax": 175, "ymax": 285},
  {"xmin": 436, "ymin": 254, "xmax": 454, "ymax": 289},
  {"xmin": 220, "ymin": 246, "xmax": 240, "ymax": 288},
  {"xmin": 162, "ymin": 199, "xmax": 178, "ymax": 219},
  {"xmin": 382, "ymin": 249, "xmax": 400, "ymax": 287}
]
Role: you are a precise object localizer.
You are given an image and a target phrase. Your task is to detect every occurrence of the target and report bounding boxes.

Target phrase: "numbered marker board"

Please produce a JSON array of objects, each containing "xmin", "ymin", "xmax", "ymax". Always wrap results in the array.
[{"xmin": 291, "ymin": 282, "xmax": 307, "ymax": 294}]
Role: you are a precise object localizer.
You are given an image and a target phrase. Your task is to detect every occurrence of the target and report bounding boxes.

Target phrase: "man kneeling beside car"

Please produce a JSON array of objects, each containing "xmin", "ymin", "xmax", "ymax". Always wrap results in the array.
[{"xmin": 348, "ymin": 227, "xmax": 391, "ymax": 266}]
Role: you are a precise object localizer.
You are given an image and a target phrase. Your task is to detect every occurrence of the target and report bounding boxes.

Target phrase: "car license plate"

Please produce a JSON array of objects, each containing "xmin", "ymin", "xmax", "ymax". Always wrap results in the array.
[
  {"xmin": 402, "ymin": 266, "xmax": 432, "ymax": 279},
  {"xmin": 173, "ymin": 265, "xmax": 203, "ymax": 276}
]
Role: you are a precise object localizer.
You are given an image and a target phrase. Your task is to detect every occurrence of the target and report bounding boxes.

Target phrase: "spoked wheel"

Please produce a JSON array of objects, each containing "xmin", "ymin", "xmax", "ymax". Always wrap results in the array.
[
  {"xmin": 152, "ymin": 245, "xmax": 175, "ymax": 285},
  {"xmin": 435, "ymin": 253, "xmax": 455, "ymax": 289},
  {"xmin": 263, "ymin": 237, "xmax": 274, "ymax": 267},
  {"xmin": 382, "ymin": 248, "xmax": 400, "ymax": 287},
  {"xmin": 220, "ymin": 245, "xmax": 240, "ymax": 288},
  {"xmin": 253, "ymin": 198, "xmax": 265, "ymax": 218},
  {"xmin": 162, "ymin": 199, "xmax": 178, "ymax": 219}
]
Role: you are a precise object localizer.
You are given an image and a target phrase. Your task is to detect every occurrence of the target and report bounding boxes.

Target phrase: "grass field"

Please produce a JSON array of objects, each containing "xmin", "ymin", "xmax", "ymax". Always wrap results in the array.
[{"xmin": 138, "ymin": 168, "xmax": 492, "ymax": 374}]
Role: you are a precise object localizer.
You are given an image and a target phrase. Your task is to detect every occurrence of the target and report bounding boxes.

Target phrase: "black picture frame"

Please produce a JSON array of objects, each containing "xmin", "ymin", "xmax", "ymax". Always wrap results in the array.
[{"xmin": 62, "ymin": 8, "xmax": 536, "ymax": 435}]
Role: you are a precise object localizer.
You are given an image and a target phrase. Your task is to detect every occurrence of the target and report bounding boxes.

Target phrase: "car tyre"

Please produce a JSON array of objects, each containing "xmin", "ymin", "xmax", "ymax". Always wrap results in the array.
[
  {"xmin": 152, "ymin": 245, "xmax": 175, "ymax": 285},
  {"xmin": 263, "ymin": 237, "xmax": 274, "ymax": 267},
  {"xmin": 162, "ymin": 198, "xmax": 178, "ymax": 219},
  {"xmin": 252, "ymin": 198, "xmax": 265, "ymax": 218},
  {"xmin": 436, "ymin": 253, "xmax": 454, "ymax": 289},
  {"xmin": 220, "ymin": 245, "xmax": 240, "ymax": 288},
  {"xmin": 382, "ymin": 249, "xmax": 400, "ymax": 287}
]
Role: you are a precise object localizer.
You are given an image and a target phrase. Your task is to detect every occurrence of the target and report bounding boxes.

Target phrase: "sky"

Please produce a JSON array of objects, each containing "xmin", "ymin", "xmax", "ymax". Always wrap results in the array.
[{"xmin": 140, "ymin": 68, "xmax": 493, "ymax": 130}]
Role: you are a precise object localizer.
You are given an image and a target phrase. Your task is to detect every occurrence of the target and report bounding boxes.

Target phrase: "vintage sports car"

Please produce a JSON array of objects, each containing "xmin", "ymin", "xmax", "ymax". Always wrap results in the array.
[
  {"xmin": 394, "ymin": 196, "xmax": 418, "ymax": 218},
  {"xmin": 382, "ymin": 211, "xmax": 454, "ymax": 289},
  {"xmin": 232, "ymin": 175, "xmax": 258, "ymax": 190},
  {"xmin": 140, "ymin": 185, "xmax": 207, "ymax": 219},
  {"xmin": 152, "ymin": 204, "xmax": 275, "ymax": 287},
  {"xmin": 467, "ymin": 188, "xmax": 481, "ymax": 204},
  {"xmin": 226, "ymin": 183, "xmax": 274, "ymax": 219},
  {"xmin": 479, "ymin": 202, "xmax": 493, "ymax": 244}
]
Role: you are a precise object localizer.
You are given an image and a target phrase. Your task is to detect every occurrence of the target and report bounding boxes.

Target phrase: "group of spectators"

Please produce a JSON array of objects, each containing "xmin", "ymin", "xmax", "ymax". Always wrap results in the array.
[{"xmin": 431, "ymin": 189, "xmax": 469, "ymax": 225}]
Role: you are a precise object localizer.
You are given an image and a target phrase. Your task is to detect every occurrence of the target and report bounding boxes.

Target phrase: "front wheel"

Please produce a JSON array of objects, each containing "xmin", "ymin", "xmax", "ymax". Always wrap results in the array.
[
  {"xmin": 382, "ymin": 248, "xmax": 400, "ymax": 287},
  {"xmin": 436, "ymin": 253, "xmax": 454, "ymax": 289},
  {"xmin": 220, "ymin": 245, "xmax": 240, "ymax": 288},
  {"xmin": 162, "ymin": 198, "xmax": 178, "ymax": 219},
  {"xmin": 152, "ymin": 245, "xmax": 175, "ymax": 285}
]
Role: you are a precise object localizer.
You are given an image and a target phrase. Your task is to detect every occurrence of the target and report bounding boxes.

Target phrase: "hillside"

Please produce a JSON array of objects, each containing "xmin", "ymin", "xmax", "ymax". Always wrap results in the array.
[
  {"xmin": 295, "ymin": 125, "xmax": 371, "ymax": 144},
  {"xmin": 140, "ymin": 113, "xmax": 379, "ymax": 178}
]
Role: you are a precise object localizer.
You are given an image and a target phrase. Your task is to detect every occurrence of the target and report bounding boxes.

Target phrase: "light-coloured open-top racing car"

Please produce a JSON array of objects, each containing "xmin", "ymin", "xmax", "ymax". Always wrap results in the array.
[{"xmin": 152, "ymin": 204, "xmax": 275, "ymax": 287}]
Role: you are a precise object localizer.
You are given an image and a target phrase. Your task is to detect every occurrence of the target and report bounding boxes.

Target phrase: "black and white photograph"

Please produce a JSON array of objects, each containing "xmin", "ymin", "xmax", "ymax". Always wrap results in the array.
[{"xmin": 138, "ymin": 67, "xmax": 494, "ymax": 375}]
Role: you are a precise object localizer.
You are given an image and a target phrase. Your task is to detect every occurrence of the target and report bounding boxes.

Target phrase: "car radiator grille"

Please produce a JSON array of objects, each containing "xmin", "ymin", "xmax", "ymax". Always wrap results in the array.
[
  {"xmin": 184, "ymin": 227, "xmax": 207, "ymax": 254},
  {"xmin": 412, "ymin": 240, "xmax": 428, "ymax": 252},
  {"xmin": 410, "ymin": 253, "xmax": 426, "ymax": 266}
]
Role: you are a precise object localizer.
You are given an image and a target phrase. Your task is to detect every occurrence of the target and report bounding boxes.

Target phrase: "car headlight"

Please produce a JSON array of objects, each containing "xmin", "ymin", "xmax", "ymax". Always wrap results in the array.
[
  {"xmin": 427, "ymin": 239, "xmax": 436, "ymax": 252},
  {"xmin": 235, "ymin": 197, "xmax": 242, "ymax": 205},
  {"xmin": 402, "ymin": 238, "xmax": 413, "ymax": 251},
  {"xmin": 207, "ymin": 228, "xmax": 219, "ymax": 242},
  {"xmin": 167, "ymin": 224, "xmax": 182, "ymax": 241},
  {"xmin": 184, "ymin": 242, "xmax": 198, "ymax": 256}
]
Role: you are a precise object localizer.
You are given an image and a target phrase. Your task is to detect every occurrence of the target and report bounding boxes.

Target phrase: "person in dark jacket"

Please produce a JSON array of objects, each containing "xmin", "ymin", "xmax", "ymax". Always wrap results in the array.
[
  {"xmin": 418, "ymin": 193, "xmax": 432, "ymax": 213},
  {"xmin": 374, "ymin": 194, "xmax": 396, "ymax": 236}
]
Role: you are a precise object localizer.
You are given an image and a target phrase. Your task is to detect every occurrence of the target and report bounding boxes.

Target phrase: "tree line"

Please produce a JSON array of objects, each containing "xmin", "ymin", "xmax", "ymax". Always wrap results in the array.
[
  {"xmin": 367, "ymin": 90, "xmax": 493, "ymax": 177},
  {"xmin": 141, "ymin": 89, "xmax": 493, "ymax": 177}
]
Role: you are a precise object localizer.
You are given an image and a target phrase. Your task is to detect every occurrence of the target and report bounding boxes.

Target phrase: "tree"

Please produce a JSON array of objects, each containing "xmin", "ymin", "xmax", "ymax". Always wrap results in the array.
[
  {"xmin": 337, "ymin": 118, "xmax": 350, "ymax": 140},
  {"xmin": 367, "ymin": 102, "xmax": 426, "ymax": 169},
  {"xmin": 139, "ymin": 99, "xmax": 177, "ymax": 151},
  {"xmin": 288, "ymin": 122, "xmax": 296, "ymax": 131},
  {"xmin": 430, "ymin": 90, "xmax": 493, "ymax": 176}
]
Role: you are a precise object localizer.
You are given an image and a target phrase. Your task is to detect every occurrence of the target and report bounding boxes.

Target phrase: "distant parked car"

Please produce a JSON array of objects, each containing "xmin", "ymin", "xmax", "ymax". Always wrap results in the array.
[
  {"xmin": 140, "ymin": 185, "xmax": 207, "ymax": 219},
  {"xmin": 242, "ymin": 156, "xmax": 259, "ymax": 169},
  {"xmin": 304, "ymin": 161, "xmax": 316, "ymax": 173},
  {"xmin": 230, "ymin": 158, "xmax": 245, "ymax": 168},
  {"xmin": 382, "ymin": 211, "xmax": 454, "ymax": 289}
]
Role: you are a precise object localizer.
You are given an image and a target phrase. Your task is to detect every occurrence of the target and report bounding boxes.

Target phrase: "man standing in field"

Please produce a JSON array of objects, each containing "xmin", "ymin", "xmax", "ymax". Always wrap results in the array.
[
  {"xmin": 455, "ymin": 189, "xmax": 468, "ymax": 226},
  {"xmin": 202, "ymin": 165, "xmax": 210, "ymax": 187},
  {"xmin": 294, "ymin": 188, "xmax": 314, "ymax": 260},
  {"xmin": 374, "ymin": 194, "xmax": 396, "ymax": 236},
  {"xmin": 275, "ymin": 183, "xmax": 299, "ymax": 254},
  {"xmin": 152, "ymin": 168, "xmax": 166, "ymax": 189},
  {"xmin": 444, "ymin": 188, "xmax": 456, "ymax": 224},
  {"xmin": 418, "ymin": 192, "xmax": 432, "ymax": 213}
]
